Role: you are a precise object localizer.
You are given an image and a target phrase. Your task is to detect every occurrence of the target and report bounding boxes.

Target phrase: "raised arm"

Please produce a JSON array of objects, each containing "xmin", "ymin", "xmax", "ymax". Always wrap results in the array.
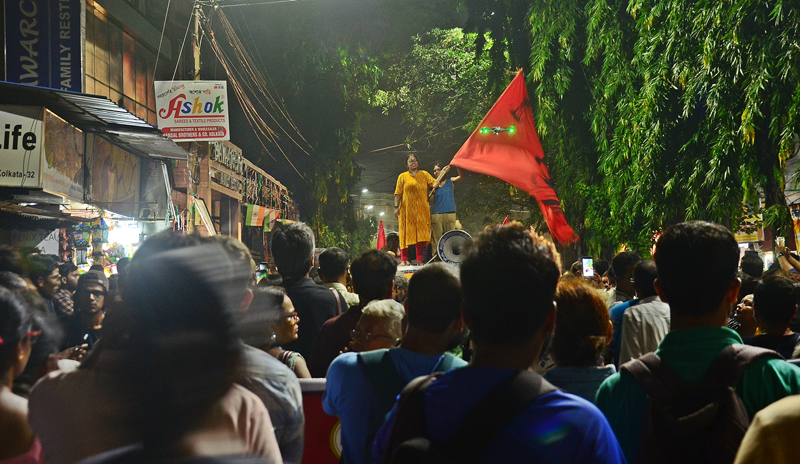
[
  {"xmin": 776, "ymin": 245, "xmax": 800, "ymax": 273},
  {"xmin": 450, "ymin": 166, "xmax": 463, "ymax": 183}
]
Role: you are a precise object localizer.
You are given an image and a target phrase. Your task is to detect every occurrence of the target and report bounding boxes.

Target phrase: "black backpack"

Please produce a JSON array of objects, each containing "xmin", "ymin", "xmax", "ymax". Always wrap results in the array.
[
  {"xmin": 357, "ymin": 350, "xmax": 461, "ymax": 464},
  {"xmin": 379, "ymin": 370, "xmax": 557, "ymax": 464},
  {"xmin": 621, "ymin": 344, "xmax": 783, "ymax": 464}
]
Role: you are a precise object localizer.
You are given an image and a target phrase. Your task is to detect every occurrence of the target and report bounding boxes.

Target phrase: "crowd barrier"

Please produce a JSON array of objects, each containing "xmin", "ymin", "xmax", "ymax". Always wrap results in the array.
[{"xmin": 299, "ymin": 378, "xmax": 341, "ymax": 463}]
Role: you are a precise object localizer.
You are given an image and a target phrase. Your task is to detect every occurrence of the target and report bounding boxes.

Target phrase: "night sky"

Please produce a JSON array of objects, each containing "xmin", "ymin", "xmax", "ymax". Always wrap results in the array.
[{"xmin": 195, "ymin": 0, "xmax": 469, "ymax": 197}]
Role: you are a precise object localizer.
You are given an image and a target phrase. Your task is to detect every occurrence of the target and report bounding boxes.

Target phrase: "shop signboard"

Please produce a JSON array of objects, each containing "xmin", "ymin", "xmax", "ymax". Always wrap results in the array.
[
  {"xmin": 42, "ymin": 110, "xmax": 84, "ymax": 200},
  {"xmin": 4, "ymin": 0, "xmax": 84, "ymax": 92},
  {"xmin": 88, "ymin": 136, "xmax": 140, "ymax": 217},
  {"xmin": 0, "ymin": 229, "xmax": 59, "ymax": 255},
  {"xmin": 735, "ymin": 207, "xmax": 764, "ymax": 243},
  {"xmin": 154, "ymin": 81, "xmax": 230, "ymax": 141},
  {"xmin": 0, "ymin": 105, "xmax": 44, "ymax": 187}
]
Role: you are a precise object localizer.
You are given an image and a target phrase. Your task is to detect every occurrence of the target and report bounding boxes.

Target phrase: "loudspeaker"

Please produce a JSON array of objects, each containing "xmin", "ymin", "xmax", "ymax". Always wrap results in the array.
[{"xmin": 437, "ymin": 230, "xmax": 472, "ymax": 265}]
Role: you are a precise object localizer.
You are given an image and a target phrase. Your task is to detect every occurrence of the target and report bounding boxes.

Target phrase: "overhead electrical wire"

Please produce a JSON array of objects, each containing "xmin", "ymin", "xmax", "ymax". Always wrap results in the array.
[
  {"xmin": 153, "ymin": 0, "xmax": 172, "ymax": 77},
  {"xmin": 171, "ymin": 8, "xmax": 194, "ymax": 82},
  {"xmin": 217, "ymin": 0, "xmax": 302, "ymax": 8},
  {"xmin": 199, "ymin": 15, "xmax": 307, "ymax": 179},
  {"xmin": 369, "ymin": 124, "xmax": 469, "ymax": 153},
  {"xmin": 230, "ymin": 8, "xmax": 300, "ymax": 137},
  {"xmin": 215, "ymin": 10, "xmax": 312, "ymax": 151}
]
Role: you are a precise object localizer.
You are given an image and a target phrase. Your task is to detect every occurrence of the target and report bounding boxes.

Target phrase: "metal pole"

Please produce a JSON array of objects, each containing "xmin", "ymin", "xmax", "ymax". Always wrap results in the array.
[{"xmin": 187, "ymin": 2, "xmax": 201, "ymax": 233}]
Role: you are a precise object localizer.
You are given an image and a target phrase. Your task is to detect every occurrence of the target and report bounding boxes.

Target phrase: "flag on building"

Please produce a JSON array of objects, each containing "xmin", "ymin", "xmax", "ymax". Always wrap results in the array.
[
  {"xmin": 244, "ymin": 204, "xmax": 267, "ymax": 227},
  {"xmin": 263, "ymin": 209, "xmax": 281, "ymax": 232}
]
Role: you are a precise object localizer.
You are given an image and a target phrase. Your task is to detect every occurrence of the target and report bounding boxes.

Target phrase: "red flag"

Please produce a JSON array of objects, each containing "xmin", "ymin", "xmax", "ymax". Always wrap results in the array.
[
  {"xmin": 376, "ymin": 220, "xmax": 386, "ymax": 250},
  {"xmin": 502, "ymin": 216, "xmax": 509, "ymax": 225},
  {"xmin": 451, "ymin": 70, "xmax": 578, "ymax": 244}
]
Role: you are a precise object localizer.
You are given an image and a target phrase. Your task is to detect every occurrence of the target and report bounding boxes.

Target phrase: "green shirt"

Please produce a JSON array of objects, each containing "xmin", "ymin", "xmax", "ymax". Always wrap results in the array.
[{"xmin": 595, "ymin": 326, "xmax": 800, "ymax": 464}]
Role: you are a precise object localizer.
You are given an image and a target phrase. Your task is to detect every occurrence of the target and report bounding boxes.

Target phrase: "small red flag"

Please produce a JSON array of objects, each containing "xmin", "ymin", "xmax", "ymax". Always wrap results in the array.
[
  {"xmin": 502, "ymin": 216, "xmax": 509, "ymax": 225},
  {"xmin": 376, "ymin": 220, "xmax": 386, "ymax": 250},
  {"xmin": 450, "ymin": 70, "xmax": 578, "ymax": 244}
]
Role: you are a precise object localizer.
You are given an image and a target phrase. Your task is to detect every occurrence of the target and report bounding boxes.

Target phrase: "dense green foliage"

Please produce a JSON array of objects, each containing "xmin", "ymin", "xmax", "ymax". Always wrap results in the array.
[
  {"xmin": 374, "ymin": 29, "xmax": 494, "ymax": 139},
  {"xmin": 212, "ymin": 0, "xmax": 800, "ymax": 256},
  {"xmin": 460, "ymin": 0, "xmax": 800, "ymax": 254}
]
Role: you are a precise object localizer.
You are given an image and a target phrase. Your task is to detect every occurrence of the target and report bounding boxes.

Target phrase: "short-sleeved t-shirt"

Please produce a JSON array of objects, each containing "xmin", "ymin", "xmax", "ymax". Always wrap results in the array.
[
  {"xmin": 323, "ymin": 348, "xmax": 466, "ymax": 464},
  {"xmin": 373, "ymin": 366, "xmax": 626, "ymax": 464},
  {"xmin": 431, "ymin": 178, "xmax": 456, "ymax": 214},
  {"xmin": 596, "ymin": 326, "xmax": 800, "ymax": 464}
]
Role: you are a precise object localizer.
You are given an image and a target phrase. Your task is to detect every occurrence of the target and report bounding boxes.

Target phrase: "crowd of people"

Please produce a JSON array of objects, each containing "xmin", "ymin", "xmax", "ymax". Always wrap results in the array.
[{"xmin": 3, "ymin": 220, "xmax": 800, "ymax": 463}]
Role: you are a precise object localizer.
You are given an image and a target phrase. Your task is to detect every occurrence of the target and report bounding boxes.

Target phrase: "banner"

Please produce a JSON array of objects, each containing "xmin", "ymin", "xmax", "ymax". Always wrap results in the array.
[
  {"xmin": 4, "ymin": 0, "xmax": 83, "ymax": 91},
  {"xmin": 154, "ymin": 81, "xmax": 230, "ymax": 141},
  {"xmin": 0, "ymin": 105, "xmax": 44, "ymax": 187},
  {"xmin": 90, "ymin": 136, "xmax": 139, "ymax": 217},
  {"xmin": 42, "ymin": 110, "xmax": 83, "ymax": 200},
  {"xmin": 0, "ymin": 229, "xmax": 59, "ymax": 254},
  {"xmin": 450, "ymin": 71, "xmax": 578, "ymax": 244}
]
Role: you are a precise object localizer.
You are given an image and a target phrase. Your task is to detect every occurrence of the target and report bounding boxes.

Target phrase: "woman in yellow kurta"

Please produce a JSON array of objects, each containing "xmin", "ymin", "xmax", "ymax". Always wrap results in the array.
[{"xmin": 393, "ymin": 154, "xmax": 435, "ymax": 266}]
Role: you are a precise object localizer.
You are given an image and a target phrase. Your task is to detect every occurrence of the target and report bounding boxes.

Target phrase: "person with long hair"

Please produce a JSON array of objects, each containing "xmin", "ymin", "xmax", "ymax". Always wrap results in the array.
[
  {"xmin": 0, "ymin": 287, "xmax": 44, "ymax": 463},
  {"xmin": 380, "ymin": 233, "xmax": 401, "ymax": 260},
  {"xmin": 393, "ymin": 154, "xmax": 435, "ymax": 266},
  {"xmin": 544, "ymin": 281, "xmax": 615, "ymax": 402}
]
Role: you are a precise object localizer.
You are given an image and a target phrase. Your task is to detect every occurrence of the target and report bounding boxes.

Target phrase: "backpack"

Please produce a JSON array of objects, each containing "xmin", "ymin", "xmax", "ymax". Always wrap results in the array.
[
  {"xmin": 357, "ymin": 350, "xmax": 460, "ymax": 464},
  {"xmin": 621, "ymin": 344, "xmax": 783, "ymax": 464},
  {"xmin": 379, "ymin": 370, "xmax": 557, "ymax": 464}
]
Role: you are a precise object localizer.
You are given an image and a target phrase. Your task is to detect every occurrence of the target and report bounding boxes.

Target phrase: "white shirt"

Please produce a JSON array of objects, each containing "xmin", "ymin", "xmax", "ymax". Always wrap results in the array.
[
  {"xmin": 618, "ymin": 295, "xmax": 670, "ymax": 365},
  {"xmin": 323, "ymin": 282, "xmax": 360, "ymax": 308}
]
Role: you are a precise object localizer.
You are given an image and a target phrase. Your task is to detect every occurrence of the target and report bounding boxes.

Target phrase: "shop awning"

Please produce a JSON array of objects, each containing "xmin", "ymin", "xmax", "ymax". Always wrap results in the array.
[{"xmin": 0, "ymin": 82, "xmax": 188, "ymax": 161}]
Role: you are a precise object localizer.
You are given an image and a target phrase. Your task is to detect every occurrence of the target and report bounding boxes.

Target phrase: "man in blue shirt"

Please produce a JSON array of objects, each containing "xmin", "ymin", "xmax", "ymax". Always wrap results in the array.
[
  {"xmin": 324, "ymin": 263, "xmax": 467, "ymax": 464},
  {"xmin": 430, "ymin": 164, "xmax": 462, "ymax": 260},
  {"xmin": 373, "ymin": 224, "xmax": 625, "ymax": 464}
]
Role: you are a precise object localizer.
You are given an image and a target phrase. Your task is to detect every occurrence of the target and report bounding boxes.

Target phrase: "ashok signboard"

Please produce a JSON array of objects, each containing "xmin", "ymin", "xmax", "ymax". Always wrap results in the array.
[
  {"xmin": 154, "ymin": 81, "xmax": 230, "ymax": 141},
  {"xmin": 4, "ymin": 0, "xmax": 84, "ymax": 92}
]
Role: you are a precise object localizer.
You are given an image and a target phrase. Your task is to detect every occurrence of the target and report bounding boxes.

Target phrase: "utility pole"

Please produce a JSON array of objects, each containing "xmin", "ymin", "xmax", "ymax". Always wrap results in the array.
[{"xmin": 186, "ymin": 2, "xmax": 201, "ymax": 233}]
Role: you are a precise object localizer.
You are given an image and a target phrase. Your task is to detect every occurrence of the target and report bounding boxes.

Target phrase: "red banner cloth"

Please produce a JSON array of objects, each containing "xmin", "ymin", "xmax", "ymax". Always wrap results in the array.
[
  {"xmin": 376, "ymin": 220, "xmax": 386, "ymax": 250},
  {"xmin": 450, "ymin": 71, "xmax": 578, "ymax": 244}
]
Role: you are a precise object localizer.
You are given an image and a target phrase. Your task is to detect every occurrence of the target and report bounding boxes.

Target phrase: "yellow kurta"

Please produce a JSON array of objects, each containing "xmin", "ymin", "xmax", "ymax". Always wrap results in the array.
[{"xmin": 395, "ymin": 170, "xmax": 435, "ymax": 249}]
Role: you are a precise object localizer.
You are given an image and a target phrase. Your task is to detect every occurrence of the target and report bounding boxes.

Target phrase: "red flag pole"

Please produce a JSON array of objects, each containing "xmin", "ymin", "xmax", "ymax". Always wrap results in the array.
[{"xmin": 376, "ymin": 220, "xmax": 386, "ymax": 250}]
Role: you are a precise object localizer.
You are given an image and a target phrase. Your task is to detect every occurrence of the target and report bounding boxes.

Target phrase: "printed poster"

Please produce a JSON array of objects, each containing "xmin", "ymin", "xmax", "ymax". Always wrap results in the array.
[{"xmin": 42, "ymin": 110, "xmax": 84, "ymax": 200}]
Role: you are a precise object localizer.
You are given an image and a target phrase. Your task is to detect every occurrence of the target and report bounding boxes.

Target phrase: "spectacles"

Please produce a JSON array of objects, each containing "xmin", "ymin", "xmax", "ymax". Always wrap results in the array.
[
  {"xmin": 285, "ymin": 313, "xmax": 299, "ymax": 322},
  {"xmin": 26, "ymin": 330, "xmax": 42, "ymax": 345},
  {"xmin": 351, "ymin": 329, "xmax": 397, "ymax": 342}
]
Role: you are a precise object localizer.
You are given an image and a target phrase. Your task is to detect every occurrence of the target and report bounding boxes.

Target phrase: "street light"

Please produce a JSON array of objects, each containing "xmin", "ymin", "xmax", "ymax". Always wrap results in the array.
[
  {"xmin": 366, "ymin": 205, "xmax": 374, "ymax": 210},
  {"xmin": 362, "ymin": 188, "xmax": 368, "ymax": 193}
]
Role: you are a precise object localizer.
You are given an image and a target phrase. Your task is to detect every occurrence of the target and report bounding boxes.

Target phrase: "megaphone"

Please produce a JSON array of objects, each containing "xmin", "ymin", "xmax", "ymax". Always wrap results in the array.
[{"xmin": 437, "ymin": 230, "xmax": 472, "ymax": 265}]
